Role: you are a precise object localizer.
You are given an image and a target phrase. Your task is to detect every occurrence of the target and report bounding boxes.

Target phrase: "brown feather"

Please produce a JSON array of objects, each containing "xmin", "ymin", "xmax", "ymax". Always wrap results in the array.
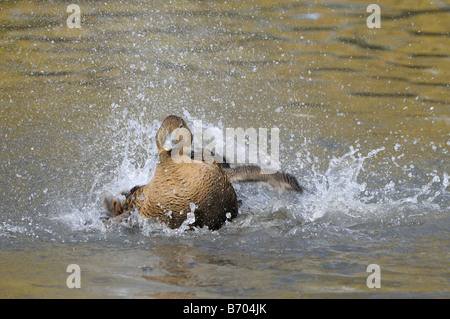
[
  {"xmin": 225, "ymin": 166, "xmax": 304, "ymax": 193},
  {"xmin": 103, "ymin": 116, "xmax": 237, "ymax": 230}
]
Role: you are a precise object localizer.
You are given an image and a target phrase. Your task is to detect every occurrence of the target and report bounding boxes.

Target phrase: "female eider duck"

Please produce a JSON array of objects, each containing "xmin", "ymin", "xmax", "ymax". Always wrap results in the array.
[{"xmin": 103, "ymin": 115, "xmax": 303, "ymax": 230}]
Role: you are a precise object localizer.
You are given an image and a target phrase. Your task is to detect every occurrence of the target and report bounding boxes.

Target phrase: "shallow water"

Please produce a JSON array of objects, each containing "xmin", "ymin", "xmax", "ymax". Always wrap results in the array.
[{"xmin": 0, "ymin": 0, "xmax": 449, "ymax": 298}]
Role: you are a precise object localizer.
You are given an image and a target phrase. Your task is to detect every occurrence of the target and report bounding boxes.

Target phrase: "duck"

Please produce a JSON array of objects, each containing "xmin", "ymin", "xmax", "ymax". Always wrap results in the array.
[{"xmin": 103, "ymin": 115, "xmax": 303, "ymax": 230}]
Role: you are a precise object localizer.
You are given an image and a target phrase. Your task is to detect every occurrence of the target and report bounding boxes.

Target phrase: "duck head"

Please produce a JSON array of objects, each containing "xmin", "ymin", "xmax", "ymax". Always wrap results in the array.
[{"xmin": 156, "ymin": 115, "xmax": 193, "ymax": 155}]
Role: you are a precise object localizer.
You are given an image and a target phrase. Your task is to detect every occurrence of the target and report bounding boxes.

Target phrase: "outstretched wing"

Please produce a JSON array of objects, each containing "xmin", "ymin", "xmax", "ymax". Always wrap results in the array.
[{"xmin": 225, "ymin": 165, "xmax": 304, "ymax": 193}]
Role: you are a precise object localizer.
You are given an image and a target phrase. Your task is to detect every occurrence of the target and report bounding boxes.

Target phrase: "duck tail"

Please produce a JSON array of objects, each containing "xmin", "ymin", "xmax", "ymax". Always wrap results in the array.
[
  {"xmin": 102, "ymin": 185, "xmax": 143, "ymax": 218},
  {"xmin": 225, "ymin": 166, "xmax": 304, "ymax": 193}
]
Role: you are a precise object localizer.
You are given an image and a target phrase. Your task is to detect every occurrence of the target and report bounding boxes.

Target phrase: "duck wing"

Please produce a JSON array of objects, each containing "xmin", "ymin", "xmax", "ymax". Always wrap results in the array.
[{"xmin": 225, "ymin": 165, "xmax": 304, "ymax": 193}]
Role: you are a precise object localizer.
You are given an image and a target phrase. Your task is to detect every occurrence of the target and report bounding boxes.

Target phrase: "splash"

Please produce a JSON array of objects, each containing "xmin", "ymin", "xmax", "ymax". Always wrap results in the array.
[
  {"xmin": 295, "ymin": 146, "xmax": 447, "ymax": 227},
  {"xmin": 298, "ymin": 147, "xmax": 385, "ymax": 222},
  {"xmin": 55, "ymin": 109, "xmax": 448, "ymax": 236},
  {"xmin": 53, "ymin": 105, "xmax": 161, "ymax": 235}
]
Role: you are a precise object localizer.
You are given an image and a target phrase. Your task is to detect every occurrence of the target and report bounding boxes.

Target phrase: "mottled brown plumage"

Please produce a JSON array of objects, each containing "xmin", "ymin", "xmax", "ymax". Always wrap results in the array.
[
  {"xmin": 103, "ymin": 115, "xmax": 238, "ymax": 230},
  {"xmin": 103, "ymin": 115, "xmax": 304, "ymax": 230}
]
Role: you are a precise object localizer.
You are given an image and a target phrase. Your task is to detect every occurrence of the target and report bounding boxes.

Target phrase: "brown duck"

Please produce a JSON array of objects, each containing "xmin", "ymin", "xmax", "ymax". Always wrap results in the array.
[{"xmin": 103, "ymin": 115, "xmax": 303, "ymax": 230}]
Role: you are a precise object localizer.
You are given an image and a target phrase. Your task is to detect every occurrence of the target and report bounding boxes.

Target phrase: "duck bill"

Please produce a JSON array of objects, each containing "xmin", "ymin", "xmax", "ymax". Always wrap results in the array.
[{"xmin": 162, "ymin": 133, "xmax": 174, "ymax": 151}]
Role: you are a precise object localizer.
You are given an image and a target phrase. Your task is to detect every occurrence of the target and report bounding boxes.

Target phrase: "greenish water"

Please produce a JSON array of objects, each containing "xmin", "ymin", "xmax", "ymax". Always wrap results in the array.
[{"xmin": 0, "ymin": 0, "xmax": 449, "ymax": 298}]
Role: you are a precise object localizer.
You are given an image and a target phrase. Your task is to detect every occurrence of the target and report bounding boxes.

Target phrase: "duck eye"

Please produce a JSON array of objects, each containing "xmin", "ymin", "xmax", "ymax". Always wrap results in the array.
[{"xmin": 179, "ymin": 124, "xmax": 183, "ymax": 128}]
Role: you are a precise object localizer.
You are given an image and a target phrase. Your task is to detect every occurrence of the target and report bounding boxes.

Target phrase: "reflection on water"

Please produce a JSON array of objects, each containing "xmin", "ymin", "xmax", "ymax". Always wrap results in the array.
[{"xmin": 0, "ymin": 0, "xmax": 449, "ymax": 298}]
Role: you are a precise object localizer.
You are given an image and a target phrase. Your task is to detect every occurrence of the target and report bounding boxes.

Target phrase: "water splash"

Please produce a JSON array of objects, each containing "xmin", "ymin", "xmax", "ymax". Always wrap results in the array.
[
  {"xmin": 299, "ymin": 147, "xmax": 385, "ymax": 222},
  {"xmin": 294, "ymin": 146, "xmax": 447, "ymax": 227},
  {"xmin": 55, "ymin": 111, "xmax": 448, "ymax": 237}
]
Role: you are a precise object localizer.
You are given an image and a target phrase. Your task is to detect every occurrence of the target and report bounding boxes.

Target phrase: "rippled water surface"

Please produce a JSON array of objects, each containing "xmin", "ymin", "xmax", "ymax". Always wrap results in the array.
[{"xmin": 0, "ymin": 0, "xmax": 449, "ymax": 298}]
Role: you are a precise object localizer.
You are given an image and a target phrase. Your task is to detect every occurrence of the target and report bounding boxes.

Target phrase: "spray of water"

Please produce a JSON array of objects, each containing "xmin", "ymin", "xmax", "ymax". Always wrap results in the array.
[
  {"xmin": 298, "ymin": 146, "xmax": 385, "ymax": 222},
  {"xmin": 55, "ymin": 108, "xmax": 448, "ymax": 237},
  {"xmin": 294, "ymin": 146, "xmax": 447, "ymax": 229}
]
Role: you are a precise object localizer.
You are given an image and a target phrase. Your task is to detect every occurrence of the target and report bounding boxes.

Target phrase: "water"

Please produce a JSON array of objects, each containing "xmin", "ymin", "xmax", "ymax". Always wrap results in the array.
[{"xmin": 0, "ymin": 0, "xmax": 449, "ymax": 298}]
